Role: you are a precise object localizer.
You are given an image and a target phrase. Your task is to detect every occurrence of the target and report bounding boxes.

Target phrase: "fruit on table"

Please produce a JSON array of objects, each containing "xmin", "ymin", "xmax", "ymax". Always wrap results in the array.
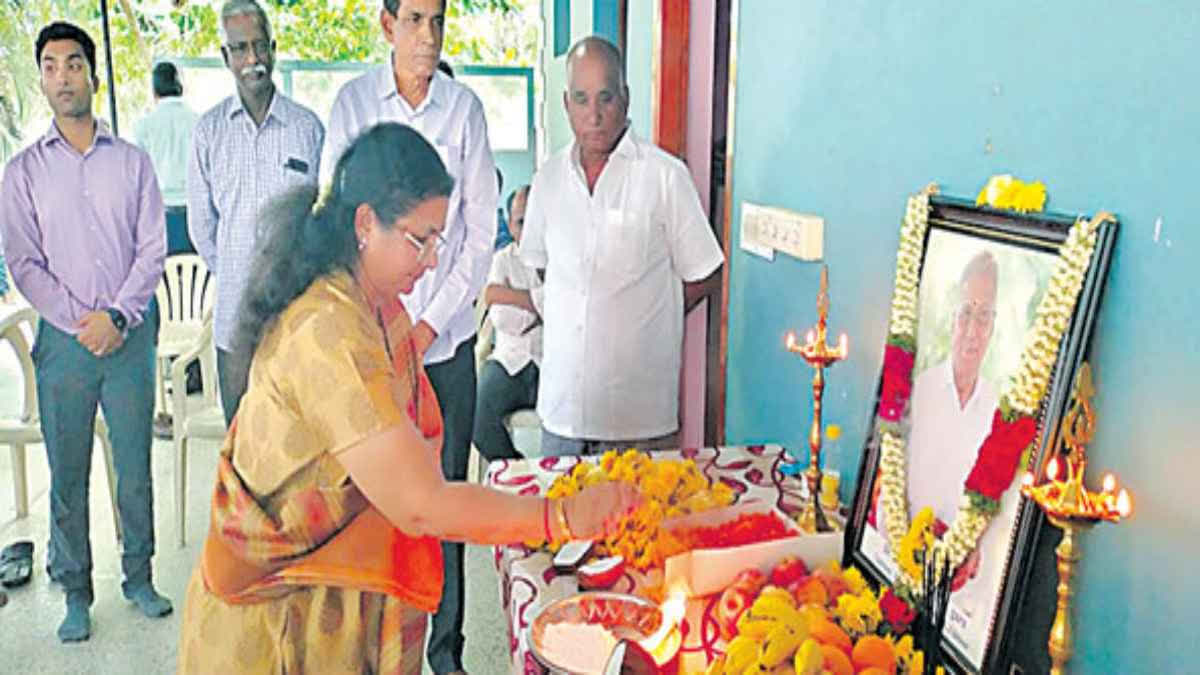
[
  {"xmin": 819, "ymin": 643, "xmax": 854, "ymax": 675},
  {"xmin": 793, "ymin": 638, "xmax": 824, "ymax": 675},
  {"xmin": 808, "ymin": 618, "xmax": 852, "ymax": 654},
  {"xmin": 758, "ymin": 623, "xmax": 805, "ymax": 668},
  {"xmin": 851, "ymin": 634, "xmax": 897, "ymax": 674},
  {"xmin": 769, "ymin": 556, "xmax": 809, "ymax": 587},
  {"xmin": 790, "ymin": 576, "xmax": 828, "ymax": 607},
  {"xmin": 723, "ymin": 634, "xmax": 761, "ymax": 673}
]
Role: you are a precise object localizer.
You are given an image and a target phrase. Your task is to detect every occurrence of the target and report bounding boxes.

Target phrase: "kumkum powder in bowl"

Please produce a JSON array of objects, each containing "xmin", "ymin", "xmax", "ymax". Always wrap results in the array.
[{"xmin": 528, "ymin": 592, "xmax": 682, "ymax": 675}]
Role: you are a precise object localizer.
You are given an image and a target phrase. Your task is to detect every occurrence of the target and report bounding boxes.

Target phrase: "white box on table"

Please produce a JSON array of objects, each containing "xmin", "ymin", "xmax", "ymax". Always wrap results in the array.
[{"xmin": 662, "ymin": 501, "xmax": 843, "ymax": 597}]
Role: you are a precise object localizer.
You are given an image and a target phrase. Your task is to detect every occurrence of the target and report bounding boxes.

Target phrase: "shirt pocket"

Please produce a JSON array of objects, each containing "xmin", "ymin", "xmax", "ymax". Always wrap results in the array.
[
  {"xmin": 433, "ymin": 143, "xmax": 463, "ymax": 180},
  {"xmin": 599, "ymin": 208, "xmax": 649, "ymax": 278}
]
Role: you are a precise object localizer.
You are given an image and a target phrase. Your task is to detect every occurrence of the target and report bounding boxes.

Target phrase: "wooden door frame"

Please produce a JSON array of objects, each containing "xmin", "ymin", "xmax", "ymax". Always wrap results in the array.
[{"xmin": 642, "ymin": 0, "xmax": 733, "ymax": 446}]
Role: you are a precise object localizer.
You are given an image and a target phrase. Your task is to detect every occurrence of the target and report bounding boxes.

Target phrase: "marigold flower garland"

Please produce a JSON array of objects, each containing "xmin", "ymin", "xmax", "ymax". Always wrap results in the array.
[{"xmin": 877, "ymin": 186, "xmax": 1102, "ymax": 592}]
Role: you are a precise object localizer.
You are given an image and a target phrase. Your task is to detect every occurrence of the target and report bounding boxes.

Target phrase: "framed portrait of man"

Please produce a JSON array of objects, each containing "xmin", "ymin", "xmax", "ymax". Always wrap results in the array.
[{"xmin": 846, "ymin": 194, "xmax": 1118, "ymax": 674}]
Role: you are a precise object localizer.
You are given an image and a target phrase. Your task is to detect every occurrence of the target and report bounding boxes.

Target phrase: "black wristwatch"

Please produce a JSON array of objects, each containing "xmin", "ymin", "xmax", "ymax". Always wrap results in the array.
[{"xmin": 106, "ymin": 308, "xmax": 127, "ymax": 332}]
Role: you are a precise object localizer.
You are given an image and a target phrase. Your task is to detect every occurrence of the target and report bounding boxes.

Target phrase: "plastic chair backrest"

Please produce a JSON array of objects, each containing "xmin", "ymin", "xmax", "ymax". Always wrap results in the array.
[
  {"xmin": 156, "ymin": 254, "xmax": 213, "ymax": 327},
  {"xmin": 0, "ymin": 308, "xmax": 39, "ymax": 423}
]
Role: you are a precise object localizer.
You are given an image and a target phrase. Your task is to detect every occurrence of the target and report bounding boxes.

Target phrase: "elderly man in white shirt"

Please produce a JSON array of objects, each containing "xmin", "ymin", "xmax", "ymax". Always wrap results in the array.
[
  {"xmin": 473, "ymin": 185, "xmax": 542, "ymax": 461},
  {"xmin": 520, "ymin": 36, "xmax": 724, "ymax": 456},
  {"xmin": 188, "ymin": 0, "xmax": 324, "ymax": 426},
  {"xmin": 134, "ymin": 61, "xmax": 198, "ymax": 255},
  {"xmin": 904, "ymin": 251, "xmax": 1018, "ymax": 657},
  {"xmin": 325, "ymin": 2, "xmax": 497, "ymax": 672}
]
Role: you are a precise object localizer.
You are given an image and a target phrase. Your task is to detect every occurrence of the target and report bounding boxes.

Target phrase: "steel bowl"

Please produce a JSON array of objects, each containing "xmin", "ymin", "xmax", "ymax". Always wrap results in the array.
[{"xmin": 528, "ymin": 591, "xmax": 678, "ymax": 674}]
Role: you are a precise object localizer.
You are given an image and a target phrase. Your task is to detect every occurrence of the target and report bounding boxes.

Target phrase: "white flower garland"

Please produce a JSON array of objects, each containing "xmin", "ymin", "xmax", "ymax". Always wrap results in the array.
[{"xmin": 879, "ymin": 188, "xmax": 1102, "ymax": 589}]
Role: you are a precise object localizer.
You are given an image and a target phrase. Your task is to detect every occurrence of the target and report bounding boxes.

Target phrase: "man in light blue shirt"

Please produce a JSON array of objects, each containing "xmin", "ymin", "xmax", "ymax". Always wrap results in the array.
[
  {"xmin": 135, "ymin": 61, "xmax": 198, "ymax": 255},
  {"xmin": 187, "ymin": 0, "xmax": 324, "ymax": 425}
]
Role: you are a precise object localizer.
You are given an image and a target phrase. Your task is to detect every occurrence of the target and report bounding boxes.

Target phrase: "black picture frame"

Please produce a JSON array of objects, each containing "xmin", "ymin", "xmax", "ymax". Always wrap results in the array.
[{"xmin": 843, "ymin": 195, "xmax": 1118, "ymax": 674}]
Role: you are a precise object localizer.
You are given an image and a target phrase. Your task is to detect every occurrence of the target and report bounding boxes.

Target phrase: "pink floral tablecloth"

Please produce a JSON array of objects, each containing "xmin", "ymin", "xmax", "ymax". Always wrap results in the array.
[{"xmin": 486, "ymin": 445, "xmax": 811, "ymax": 674}]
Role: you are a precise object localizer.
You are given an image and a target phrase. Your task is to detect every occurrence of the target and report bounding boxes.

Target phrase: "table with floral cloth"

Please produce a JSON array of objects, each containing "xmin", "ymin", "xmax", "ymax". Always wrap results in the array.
[{"xmin": 485, "ymin": 445, "xmax": 812, "ymax": 674}]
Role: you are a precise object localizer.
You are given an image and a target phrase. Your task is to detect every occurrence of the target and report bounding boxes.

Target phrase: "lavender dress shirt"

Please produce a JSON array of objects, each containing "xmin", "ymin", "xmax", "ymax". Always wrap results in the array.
[{"xmin": 0, "ymin": 120, "xmax": 166, "ymax": 334}]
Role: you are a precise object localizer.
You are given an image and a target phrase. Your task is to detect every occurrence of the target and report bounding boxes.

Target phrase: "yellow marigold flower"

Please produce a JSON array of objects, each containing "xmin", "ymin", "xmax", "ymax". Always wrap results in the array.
[
  {"xmin": 843, "ymin": 566, "xmax": 868, "ymax": 595},
  {"xmin": 826, "ymin": 424, "xmax": 842, "ymax": 441}
]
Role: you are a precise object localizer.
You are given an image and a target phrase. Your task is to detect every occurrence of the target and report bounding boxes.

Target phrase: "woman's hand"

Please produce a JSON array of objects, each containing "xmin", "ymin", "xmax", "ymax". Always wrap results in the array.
[{"xmin": 563, "ymin": 482, "xmax": 642, "ymax": 540}]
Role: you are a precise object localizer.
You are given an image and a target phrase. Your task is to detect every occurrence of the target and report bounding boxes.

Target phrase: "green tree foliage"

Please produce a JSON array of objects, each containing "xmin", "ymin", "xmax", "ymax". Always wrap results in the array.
[{"xmin": 0, "ymin": 0, "xmax": 535, "ymax": 162}]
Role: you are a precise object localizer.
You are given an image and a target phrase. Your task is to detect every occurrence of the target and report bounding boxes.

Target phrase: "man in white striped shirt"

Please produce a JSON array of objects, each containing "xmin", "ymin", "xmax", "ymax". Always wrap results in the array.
[
  {"xmin": 326, "ymin": 1, "xmax": 497, "ymax": 672},
  {"xmin": 187, "ymin": 0, "xmax": 324, "ymax": 424}
]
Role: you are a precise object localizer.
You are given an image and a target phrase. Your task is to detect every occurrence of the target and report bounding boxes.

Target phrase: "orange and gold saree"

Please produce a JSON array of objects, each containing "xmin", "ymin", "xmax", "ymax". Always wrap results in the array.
[{"xmin": 178, "ymin": 272, "xmax": 444, "ymax": 674}]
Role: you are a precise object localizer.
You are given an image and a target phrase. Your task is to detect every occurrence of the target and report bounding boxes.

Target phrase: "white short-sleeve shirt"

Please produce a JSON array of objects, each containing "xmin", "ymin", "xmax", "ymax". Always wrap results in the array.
[
  {"xmin": 519, "ymin": 127, "xmax": 724, "ymax": 440},
  {"xmin": 486, "ymin": 242, "xmax": 543, "ymax": 375}
]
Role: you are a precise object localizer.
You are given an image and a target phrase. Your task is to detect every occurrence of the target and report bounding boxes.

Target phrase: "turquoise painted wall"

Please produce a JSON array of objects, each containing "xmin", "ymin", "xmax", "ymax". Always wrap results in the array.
[
  {"xmin": 723, "ymin": 3, "xmax": 1199, "ymax": 673},
  {"xmin": 623, "ymin": 0, "xmax": 653, "ymax": 139}
]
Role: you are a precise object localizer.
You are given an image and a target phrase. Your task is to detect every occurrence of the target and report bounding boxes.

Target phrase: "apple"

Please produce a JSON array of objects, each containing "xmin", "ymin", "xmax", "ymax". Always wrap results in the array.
[{"xmin": 769, "ymin": 555, "xmax": 809, "ymax": 587}]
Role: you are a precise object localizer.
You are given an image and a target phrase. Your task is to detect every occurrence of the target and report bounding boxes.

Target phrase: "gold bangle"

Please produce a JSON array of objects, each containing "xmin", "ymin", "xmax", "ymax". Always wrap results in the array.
[{"xmin": 554, "ymin": 498, "xmax": 575, "ymax": 541}]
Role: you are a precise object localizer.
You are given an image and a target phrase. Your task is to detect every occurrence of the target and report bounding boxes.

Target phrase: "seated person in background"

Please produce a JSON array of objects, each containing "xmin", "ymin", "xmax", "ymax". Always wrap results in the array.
[
  {"xmin": 178, "ymin": 124, "xmax": 636, "ymax": 674},
  {"xmin": 473, "ymin": 184, "xmax": 541, "ymax": 461}
]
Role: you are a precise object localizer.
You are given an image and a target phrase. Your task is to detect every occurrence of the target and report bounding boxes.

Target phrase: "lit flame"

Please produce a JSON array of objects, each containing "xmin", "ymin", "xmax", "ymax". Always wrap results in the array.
[
  {"xmin": 1046, "ymin": 457, "xmax": 1060, "ymax": 481},
  {"xmin": 1102, "ymin": 473, "xmax": 1116, "ymax": 493},
  {"xmin": 1021, "ymin": 472, "xmax": 1034, "ymax": 488},
  {"xmin": 839, "ymin": 333, "xmax": 849, "ymax": 354},
  {"xmin": 638, "ymin": 587, "xmax": 687, "ymax": 663},
  {"xmin": 805, "ymin": 329, "xmax": 815, "ymax": 345},
  {"xmin": 1116, "ymin": 489, "xmax": 1132, "ymax": 518},
  {"xmin": 786, "ymin": 332, "xmax": 796, "ymax": 350}
]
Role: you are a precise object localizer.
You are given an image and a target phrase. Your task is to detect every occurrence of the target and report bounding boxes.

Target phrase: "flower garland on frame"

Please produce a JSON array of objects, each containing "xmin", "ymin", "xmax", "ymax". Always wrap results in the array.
[{"xmin": 876, "ymin": 184, "xmax": 1104, "ymax": 593}]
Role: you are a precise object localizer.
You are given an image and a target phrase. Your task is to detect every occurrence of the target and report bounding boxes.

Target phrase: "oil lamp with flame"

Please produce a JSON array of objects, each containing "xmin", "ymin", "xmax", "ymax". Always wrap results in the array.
[
  {"xmin": 784, "ymin": 265, "xmax": 848, "ymax": 534},
  {"xmin": 1020, "ymin": 363, "xmax": 1132, "ymax": 675}
]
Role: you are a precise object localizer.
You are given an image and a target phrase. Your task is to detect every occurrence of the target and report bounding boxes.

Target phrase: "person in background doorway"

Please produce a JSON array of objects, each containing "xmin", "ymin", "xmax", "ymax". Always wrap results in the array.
[
  {"xmin": 472, "ymin": 184, "xmax": 540, "ymax": 461},
  {"xmin": 188, "ymin": 0, "xmax": 324, "ymax": 426},
  {"xmin": 135, "ymin": 61, "xmax": 198, "ymax": 256},
  {"xmin": 0, "ymin": 21, "xmax": 170, "ymax": 642}
]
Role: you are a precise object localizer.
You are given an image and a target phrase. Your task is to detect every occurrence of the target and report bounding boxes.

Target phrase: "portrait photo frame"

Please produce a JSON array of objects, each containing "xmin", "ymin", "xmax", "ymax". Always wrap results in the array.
[{"xmin": 845, "ymin": 193, "xmax": 1118, "ymax": 674}]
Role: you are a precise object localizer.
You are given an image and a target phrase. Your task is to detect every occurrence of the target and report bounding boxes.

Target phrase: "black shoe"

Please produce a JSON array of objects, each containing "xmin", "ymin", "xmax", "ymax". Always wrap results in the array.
[{"xmin": 153, "ymin": 413, "xmax": 173, "ymax": 440}]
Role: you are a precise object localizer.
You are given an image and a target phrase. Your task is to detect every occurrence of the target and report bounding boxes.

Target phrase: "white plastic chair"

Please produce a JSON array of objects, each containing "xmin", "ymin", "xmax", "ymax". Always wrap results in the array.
[
  {"xmin": 154, "ymin": 255, "xmax": 213, "ymax": 417},
  {"xmin": 168, "ymin": 309, "xmax": 225, "ymax": 547},
  {"xmin": 0, "ymin": 308, "xmax": 122, "ymax": 541}
]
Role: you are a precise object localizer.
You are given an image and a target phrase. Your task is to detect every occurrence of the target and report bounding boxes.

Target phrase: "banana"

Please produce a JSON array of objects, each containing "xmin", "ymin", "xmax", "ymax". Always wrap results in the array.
[
  {"xmin": 757, "ymin": 585, "xmax": 796, "ymax": 608},
  {"xmin": 705, "ymin": 655, "xmax": 727, "ymax": 675},
  {"xmin": 736, "ymin": 611, "xmax": 779, "ymax": 640},
  {"xmin": 793, "ymin": 638, "xmax": 823, "ymax": 675},
  {"xmin": 758, "ymin": 624, "xmax": 804, "ymax": 668},
  {"xmin": 748, "ymin": 595, "xmax": 804, "ymax": 627},
  {"xmin": 723, "ymin": 635, "xmax": 762, "ymax": 674}
]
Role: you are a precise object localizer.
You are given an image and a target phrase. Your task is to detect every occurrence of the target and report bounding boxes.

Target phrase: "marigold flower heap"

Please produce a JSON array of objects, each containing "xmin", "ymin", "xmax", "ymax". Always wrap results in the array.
[{"xmin": 542, "ymin": 449, "xmax": 735, "ymax": 569}]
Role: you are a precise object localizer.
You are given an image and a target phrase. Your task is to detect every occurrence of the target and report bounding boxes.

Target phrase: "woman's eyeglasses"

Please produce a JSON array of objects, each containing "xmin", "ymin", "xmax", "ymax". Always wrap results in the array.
[{"xmin": 404, "ymin": 230, "xmax": 446, "ymax": 263}]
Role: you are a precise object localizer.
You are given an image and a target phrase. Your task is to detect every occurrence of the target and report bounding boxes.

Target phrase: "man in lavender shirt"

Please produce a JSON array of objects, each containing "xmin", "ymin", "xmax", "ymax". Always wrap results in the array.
[{"xmin": 0, "ymin": 22, "xmax": 170, "ymax": 642}]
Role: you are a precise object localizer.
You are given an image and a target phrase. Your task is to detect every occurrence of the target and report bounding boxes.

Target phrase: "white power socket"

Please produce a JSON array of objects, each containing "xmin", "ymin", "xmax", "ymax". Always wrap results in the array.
[{"xmin": 741, "ymin": 202, "xmax": 824, "ymax": 261}]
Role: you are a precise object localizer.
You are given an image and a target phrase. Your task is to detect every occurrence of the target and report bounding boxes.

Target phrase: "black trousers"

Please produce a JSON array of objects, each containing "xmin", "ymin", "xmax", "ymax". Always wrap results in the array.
[
  {"xmin": 215, "ymin": 347, "xmax": 249, "ymax": 428},
  {"xmin": 425, "ymin": 337, "xmax": 476, "ymax": 673},
  {"xmin": 472, "ymin": 360, "xmax": 539, "ymax": 462}
]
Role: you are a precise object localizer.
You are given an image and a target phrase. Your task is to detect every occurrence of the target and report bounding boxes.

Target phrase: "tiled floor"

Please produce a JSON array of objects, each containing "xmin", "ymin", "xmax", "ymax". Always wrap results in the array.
[{"xmin": 0, "ymin": 303, "xmax": 510, "ymax": 674}]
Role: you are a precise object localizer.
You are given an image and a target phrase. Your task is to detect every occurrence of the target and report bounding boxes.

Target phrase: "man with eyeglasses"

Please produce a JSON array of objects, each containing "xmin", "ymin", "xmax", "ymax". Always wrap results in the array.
[
  {"xmin": 187, "ymin": 0, "xmax": 324, "ymax": 425},
  {"xmin": 902, "ymin": 250, "xmax": 1000, "ymax": 610},
  {"xmin": 325, "ymin": 2, "xmax": 497, "ymax": 673}
]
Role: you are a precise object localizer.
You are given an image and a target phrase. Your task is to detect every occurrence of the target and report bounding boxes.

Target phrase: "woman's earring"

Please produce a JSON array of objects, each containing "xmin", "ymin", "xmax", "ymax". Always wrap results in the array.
[{"xmin": 358, "ymin": 238, "xmax": 367, "ymax": 252}]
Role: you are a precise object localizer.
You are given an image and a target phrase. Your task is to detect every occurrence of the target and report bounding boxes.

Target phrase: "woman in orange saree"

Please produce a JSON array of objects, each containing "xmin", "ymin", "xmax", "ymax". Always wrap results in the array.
[{"xmin": 177, "ymin": 124, "xmax": 638, "ymax": 674}]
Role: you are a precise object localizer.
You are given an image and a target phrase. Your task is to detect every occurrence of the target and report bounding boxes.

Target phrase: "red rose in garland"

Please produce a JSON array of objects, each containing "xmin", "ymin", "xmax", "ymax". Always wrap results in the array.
[
  {"xmin": 880, "ymin": 588, "xmax": 916, "ymax": 632},
  {"xmin": 964, "ymin": 410, "xmax": 1038, "ymax": 501},
  {"xmin": 879, "ymin": 344, "xmax": 915, "ymax": 422}
]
